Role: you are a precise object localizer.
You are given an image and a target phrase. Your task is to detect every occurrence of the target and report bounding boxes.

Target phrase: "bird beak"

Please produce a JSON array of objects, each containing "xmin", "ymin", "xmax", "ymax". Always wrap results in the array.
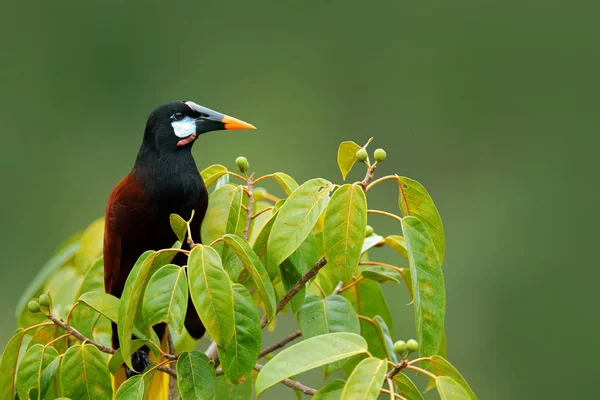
[
  {"xmin": 185, "ymin": 100, "xmax": 256, "ymax": 133},
  {"xmin": 221, "ymin": 115, "xmax": 256, "ymax": 130}
]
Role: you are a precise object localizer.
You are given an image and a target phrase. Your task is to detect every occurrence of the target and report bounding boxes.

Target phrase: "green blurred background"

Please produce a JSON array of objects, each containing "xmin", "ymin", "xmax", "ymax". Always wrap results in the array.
[{"xmin": 0, "ymin": 1, "xmax": 596, "ymax": 398}]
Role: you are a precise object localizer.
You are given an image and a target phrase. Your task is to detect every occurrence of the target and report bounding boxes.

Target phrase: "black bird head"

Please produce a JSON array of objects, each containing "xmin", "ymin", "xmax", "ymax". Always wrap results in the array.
[{"xmin": 143, "ymin": 100, "xmax": 256, "ymax": 151}]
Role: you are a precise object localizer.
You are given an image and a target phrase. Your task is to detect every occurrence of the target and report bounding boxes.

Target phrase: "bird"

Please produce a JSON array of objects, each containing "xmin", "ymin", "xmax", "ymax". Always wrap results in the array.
[{"xmin": 104, "ymin": 100, "xmax": 255, "ymax": 395}]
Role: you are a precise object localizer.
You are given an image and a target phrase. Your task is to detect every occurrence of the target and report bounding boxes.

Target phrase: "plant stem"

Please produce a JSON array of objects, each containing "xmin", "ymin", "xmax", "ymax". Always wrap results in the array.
[
  {"xmin": 385, "ymin": 358, "xmax": 408, "ymax": 380},
  {"xmin": 251, "ymin": 207, "xmax": 273, "ymax": 220},
  {"xmin": 260, "ymin": 257, "xmax": 328, "ymax": 328},
  {"xmin": 338, "ymin": 276, "xmax": 365, "ymax": 293},
  {"xmin": 252, "ymin": 174, "xmax": 274, "ymax": 185},
  {"xmin": 259, "ymin": 330, "xmax": 302, "ymax": 358},
  {"xmin": 366, "ymin": 175, "xmax": 398, "ymax": 192},
  {"xmin": 253, "ymin": 363, "xmax": 317, "ymax": 395},
  {"xmin": 405, "ymin": 364, "xmax": 437, "ymax": 380},
  {"xmin": 226, "ymin": 171, "xmax": 247, "ymax": 181},
  {"xmin": 243, "ymin": 173, "xmax": 255, "ymax": 241},
  {"xmin": 367, "ymin": 209, "xmax": 403, "ymax": 223},
  {"xmin": 381, "ymin": 387, "xmax": 406, "ymax": 400}
]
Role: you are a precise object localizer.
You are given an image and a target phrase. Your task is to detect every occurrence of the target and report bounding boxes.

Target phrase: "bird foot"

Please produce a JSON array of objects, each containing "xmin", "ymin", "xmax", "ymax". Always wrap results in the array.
[{"xmin": 125, "ymin": 347, "xmax": 152, "ymax": 378}]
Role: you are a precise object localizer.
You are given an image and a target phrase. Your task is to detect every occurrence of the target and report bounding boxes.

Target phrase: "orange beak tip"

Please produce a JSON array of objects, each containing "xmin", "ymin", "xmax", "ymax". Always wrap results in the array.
[{"xmin": 222, "ymin": 115, "xmax": 257, "ymax": 130}]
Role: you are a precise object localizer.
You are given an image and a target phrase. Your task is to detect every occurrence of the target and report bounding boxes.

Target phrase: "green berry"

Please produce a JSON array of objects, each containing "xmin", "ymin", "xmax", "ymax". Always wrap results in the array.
[
  {"xmin": 406, "ymin": 339, "xmax": 419, "ymax": 352},
  {"xmin": 374, "ymin": 148, "xmax": 387, "ymax": 163},
  {"xmin": 39, "ymin": 294, "xmax": 50, "ymax": 308},
  {"xmin": 393, "ymin": 340, "xmax": 407, "ymax": 354},
  {"xmin": 235, "ymin": 156, "xmax": 249, "ymax": 173},
  {"xmin": 355, "ymin": 148, "xmax": 368, "ymax": 163},
  {"xmin": 365, "ymin": 225, "xmax": 374, "ymax": 237},
  {"xmin": 28, "ymin": 300, "xmax": 41, "ymax": 313}
]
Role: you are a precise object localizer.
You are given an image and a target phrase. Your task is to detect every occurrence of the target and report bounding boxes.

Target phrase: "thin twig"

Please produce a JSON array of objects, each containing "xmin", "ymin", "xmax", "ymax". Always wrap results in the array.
[
  {"xmin": 226, "ymin": 171, "xmax": 247, "ymax": 181},
  {"xmin": 45, "ymin": 313, "xmax": 178, "ymax": 378},
  {"xmin": 338, "ymin": 276, "xmax": 365, "ymax": 293},
  {"xmin": 251, "ymin": 207, "xmax": 273, "ymax": 220},
  {"xmin": 253, "ymin": 363, "xmax": 317, "ymax": 395},
  {"xmin": 359, "ymin": 165, "xmax": 377, "ymax": 191},
  {"xmin": 366, "ymin": 175, "xmax": 398, "ymax": 192},
  {"xmin": 252, "ymin": 174, "xmax": 274, "ymax": 185},
  {"xmin": 168, "ymin": 331, "xmax": 178, "ymax": 400},
  {"xmin": 313, "ymin": 281, "xmax": 327, "ymax": 297},
  {"xmin": 381, "ymin": 388, "xmax": 406, "ymax": 400},
  {"xmin": 259, "ymin": 331, "xmax": 302, "ymax": 358},
  {"xmin": 332, "ymin": 281, "xmax": 344, "ymax": 295},
  {"xmin": 405, "ymin": 364, "xmax": 437, "ymax": 380},
  {"xmin": 368, "ymin": 209, "xmax": 403, "ymax": 223},
  {"xmin": 385, "ymin": 358, "xmax": 409, "ymax": 380},
  {"xmin": 243, "ymin": 172, "xmax": 255, "ymax": 241},
  {"xmin": 46, "ymin": 313, "xmax": 115, "ymax": 354},
  {"xmin": 262, "ymin": 193, "xmax": 280, "ymax": 203},
  {"xmin": 408, "ymin": 356, "xmax": 433, "ymax": 365},
  {"xmin": 205, "ymin": 341, "xmax": 219, "ymax": 362},
  {"xmin": 260, "ymin": 257, "xmax": 328, "ymax": 328}
]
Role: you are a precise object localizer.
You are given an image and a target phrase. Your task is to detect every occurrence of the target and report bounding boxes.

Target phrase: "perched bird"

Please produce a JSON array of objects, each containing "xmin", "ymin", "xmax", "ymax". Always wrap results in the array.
[{"xmin": 104, "ymin": 100, "xmax": 255, "ymax": 394}]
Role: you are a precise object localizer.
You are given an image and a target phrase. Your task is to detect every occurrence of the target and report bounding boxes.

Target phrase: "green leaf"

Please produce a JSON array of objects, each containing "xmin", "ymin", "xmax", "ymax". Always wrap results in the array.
[
  {"xmin": 255, "ymin": 332, "xmax": 367, "ymax": 396},
  {"xmin": 16, "ymin": 242, "xmax": 79, "ymax": 328},
  {"xmin": 252, "ymin": 210, "xmax": 279, "ymax": 280},
  {"xmin": 176, "ymin": 351, "xmax": 216, "ymax": 400},
  {"xmin": 340, "ymin": 357, "xmax": 386, "ymax": 400},
  {"xmin": 429, "ymin": 356, "xmax": 477, "ymax": 399},
  {"xmin": 337, "ymin": 141, "xmax": 362, "ymax": 180},
  {"xmin": 313, "ymin": 379, "xmax": 345, "ymax": 400},
  {"xmin": 402, "ymin": 216, "xmax": 446, "ymax": 359},
  {"xmin": 214, "ymin": 375, "xmax": 252, "ymax": 399},
  {"xmin": 188, "ymin": 245, "xmax": 235, "ymax": 348},
  {"xmin": 217, "ymin": 284, "xmax": 261, "ymax": 385},
  {"xmin": 201, "ymin": 164, "xmax": 229, "ymax": 187},
  {"xmin": 170, "ymin": 214, "xmax": 188, "ymax": 243},
  {"xmin": 114, "ymin": 375, "xmax": 145, "ymax": 400},
  {"xmin": 248, "ymin": 200, "xmax": 274, "ymax": 246},
  {"xmin": 45, "ymin": 266, "xmax": 83, "ymax": 319},
  {"xmin": 385, "ymin": 235, "xmax": 408, "ymax": 260},
  {"xmin": 372, "ymin": 315, "xmax": 397, "ymax": 363},
  {"xmin": 118, "ymin": 250, "xmax": 176, "ymax": 370},
  {"xmin": 397, "ymin": 176, "xmax": 445, "ymax": 264},
  {"xmin": 78, "ymin": 291, "xmax": 119, "ymax": 322},
  {"xmin": 361, "ymin": 235, "xmax": 384, "ymax": 254},
  {"xmin": 341, "ymin": 280, "xmax": 393, "ymax": 359},
  {"xmin": 60, "ymin": 344, "xmax": 112, "ymax": 400},
  {"xmin": 297, "ymin": 295, "xmax": 360, "ymax": 374},
  {"xmin": 437, "ymin": 376, "xmax": 471, "ymax": 400},
  {"xmin": 359, "ymin": 266, "xmax": 403, "ymax": 284},
  {"xmin": 76, "ymin": 257, "xmax": 104, "ymax": 298},
  {"xmin": 73, "ymin": 218, "xmax": 105, "ymax": 272},
  {"xmin": 39, "ymin": 355, "xmax": 61, "ymax": 399},
  {"xmin": 272, "ymin": 172, "xmax": 299, "ymax": 195},
  {"xmin": 0, "ymin": 328, "xmax": 25, "ymax": 400},
  {"xmin": 268, "ymin": 178, "xmax": 331, "ymax": 269},
  {"xmin": 279, "ymin": 258, "xmax": 305, "ymax": 314},
  {"xmin": 298, "ymin": 295, "xmax": 360, "ymax": 338},
  {"xmin": 324, "ymin": 184, "xmax": 368, "ymax": 283},
  {"xmin": 222, "ymin": 234, "xmax": 276, "ymax": 320},
  {"xmin": 201, "ymin": 184, "xmax": 244, "ymax": 257},
  {"xmin": 142, "ymin": 264, "xmax": 188, "ymax": 334},
  {"xmin": 16, "ymin": 344, "xmax": 58, "ymax": 400},
  {"xmin": 392, "ymin": 373, "xmax": 424, "ymax": 400}
]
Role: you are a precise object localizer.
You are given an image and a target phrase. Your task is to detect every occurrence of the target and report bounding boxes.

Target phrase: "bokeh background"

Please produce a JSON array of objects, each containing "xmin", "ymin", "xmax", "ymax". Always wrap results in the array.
[{"xmin": 0, "ymin": 1, "xmax": 596, "ymax": 398}]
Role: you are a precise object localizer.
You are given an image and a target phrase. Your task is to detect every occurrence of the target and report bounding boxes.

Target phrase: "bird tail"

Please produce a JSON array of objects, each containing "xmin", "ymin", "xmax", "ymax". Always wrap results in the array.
[{"xmin": 111, "ymin": 331, "xmax": 171, "ymax": 399}]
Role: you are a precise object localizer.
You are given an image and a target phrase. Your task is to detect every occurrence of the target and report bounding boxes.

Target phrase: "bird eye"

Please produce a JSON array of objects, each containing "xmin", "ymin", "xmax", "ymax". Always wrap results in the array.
[{"xmin": 173, "ymin": 113, "xmax": 184, "ymax": 121}]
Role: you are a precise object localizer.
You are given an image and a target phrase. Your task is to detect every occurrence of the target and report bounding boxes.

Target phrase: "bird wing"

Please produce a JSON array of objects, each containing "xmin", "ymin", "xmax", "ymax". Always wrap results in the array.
[{"xmin": 103, "ymin": 174, "xmax": 146, "ymax": 298}]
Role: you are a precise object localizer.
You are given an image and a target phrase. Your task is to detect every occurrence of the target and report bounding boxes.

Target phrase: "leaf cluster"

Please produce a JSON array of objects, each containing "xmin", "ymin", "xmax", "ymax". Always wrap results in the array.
[{"xmin": 2, "ymin": 138, "xmax": 476, "ymax": 399}]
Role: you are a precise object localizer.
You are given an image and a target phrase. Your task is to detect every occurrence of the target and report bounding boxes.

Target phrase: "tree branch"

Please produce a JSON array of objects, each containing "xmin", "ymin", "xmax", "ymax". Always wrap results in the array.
[
  {"xmin": 261, "ymin": 257, "xmax": 328, "ymax": 328},
  {"xmin": 385, "ymin": 358, "xmax": 408, "ymax": 380},
  {"xmin": 253, "ymin": 363, "xmax": 317, "ymax": 395},
  {"xmin": 45, "ymin": 312, "xmax": 177, "ymax": 378},
  {"xmin": 258, "ymin": 330, "xmax": 302, "ymax": 359},
  {"xmin": 243, "ymin": 172, "xmax": 255, "ymax": 241}
]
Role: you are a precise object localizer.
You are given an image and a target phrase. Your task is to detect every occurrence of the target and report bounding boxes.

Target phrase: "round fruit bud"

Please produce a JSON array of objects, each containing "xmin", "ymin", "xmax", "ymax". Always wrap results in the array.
[
  {"xmin": 28, "ymin": 300, "xmax": 41, "ymax": 313},
  {"xmin": 406, "ymin": 339, "xmax": 419, "ymax": 353},
  {"xmin": 39, "ymin": 294, "xmax": 50, "ymax": 308},
  {"xmin": 235, "ymin": 156, "xmax": 249, "ymax": 174},
  {"xmin": 365, "ymin": 225, "xmax": 374, "ymax": 237},
  {"xmin": 355, "ymin": 148, "xmax": 368, "ymax": 163},
  {"xmin": 374, "ymin": 148, "xmax": 387, "ymax": 163},
  {"xmin": 393, "ymin": 340, "xmax": 407, "ymax": 354}
]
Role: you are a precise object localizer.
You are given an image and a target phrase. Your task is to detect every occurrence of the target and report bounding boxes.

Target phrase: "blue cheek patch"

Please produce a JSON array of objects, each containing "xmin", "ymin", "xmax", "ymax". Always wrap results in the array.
[{"xmin": 171, "ymin": 116, "xmax": 196, "ymax": 138}]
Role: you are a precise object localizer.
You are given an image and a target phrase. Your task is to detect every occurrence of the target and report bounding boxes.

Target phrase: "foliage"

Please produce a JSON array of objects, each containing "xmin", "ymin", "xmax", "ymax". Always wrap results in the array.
[{"xmin": 3, "ymin": 138, "xmax": 476, "ymax": 399}]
